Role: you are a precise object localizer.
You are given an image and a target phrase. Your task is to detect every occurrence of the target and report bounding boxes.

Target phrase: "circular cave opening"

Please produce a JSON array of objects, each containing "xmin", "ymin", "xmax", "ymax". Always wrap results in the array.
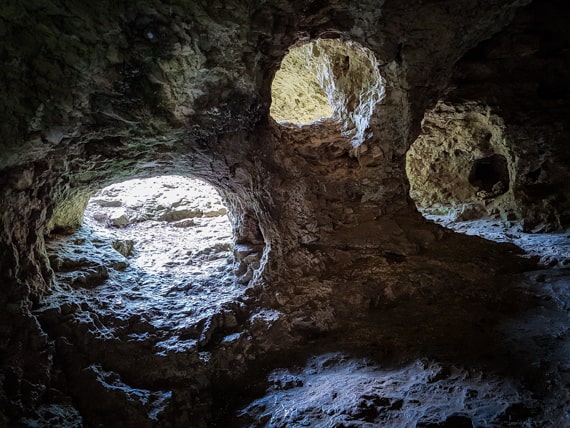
[
  {"xmin": 44, "ymin": 175, "xmax": 244, "ymax": 352},
  {"xmin": 270, "ymin": 38, "xmax": 384, "ymax": 144}
]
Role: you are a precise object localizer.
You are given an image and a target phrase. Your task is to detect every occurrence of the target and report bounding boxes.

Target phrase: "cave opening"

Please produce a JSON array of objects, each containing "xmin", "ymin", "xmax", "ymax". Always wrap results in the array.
[
  {"xmin": 405, "ymin": 108, "xmax": 569, "ymax": 263},
  {"xmin": 44, "ymin": 175, "xmax": 244, "ymax": 354},
  {"xmin": 270, "ymin": 38, "xmax": 384, "ymax": 145},
  {"xmin": 83, "ymin": 175, "xmax": 233, "ymax": 275},
  {"xmin": 270, "ymin": 41, "xmax": 333, "ymax": 124}
]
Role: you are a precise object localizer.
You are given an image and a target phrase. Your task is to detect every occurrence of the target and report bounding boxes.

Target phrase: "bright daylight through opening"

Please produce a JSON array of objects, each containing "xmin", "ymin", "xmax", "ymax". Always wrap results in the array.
[
  {"xmin": 270, "ymin": 41, "xmax": 333, "ymax": 124},
  {"xmin": 84, "ymin": 175, "xmax": 233, "ymax": 274},
  {"xmin": 45, "ymin": 175, "xmax": 241, "ymax": 354},
  {"xmin": 270, "ymin": 39, "xmax": 384, "ymax": 145}
]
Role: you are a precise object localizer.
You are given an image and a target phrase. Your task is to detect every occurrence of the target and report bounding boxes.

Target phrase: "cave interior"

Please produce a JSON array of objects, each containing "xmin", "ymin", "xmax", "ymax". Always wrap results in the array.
[{"xmin": 1, "ymin": 0, "xmax": 570, "ymax": 426}]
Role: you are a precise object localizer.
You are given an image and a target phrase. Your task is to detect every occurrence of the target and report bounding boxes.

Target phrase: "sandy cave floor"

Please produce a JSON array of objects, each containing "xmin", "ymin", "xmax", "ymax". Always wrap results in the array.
[{"xmin": 36, "ymin": 179, "xmax": 570, "ymax": 427}]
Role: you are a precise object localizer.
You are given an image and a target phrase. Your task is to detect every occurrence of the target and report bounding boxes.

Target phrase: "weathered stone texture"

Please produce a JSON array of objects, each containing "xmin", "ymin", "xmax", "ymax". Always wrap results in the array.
[
  {"xmin": 407, "ymin": 0, "xmax": 570, "ymax": 230},
  {"xmin": 0, "ymin": 0, "xmax": 568, "ymax": 425}
]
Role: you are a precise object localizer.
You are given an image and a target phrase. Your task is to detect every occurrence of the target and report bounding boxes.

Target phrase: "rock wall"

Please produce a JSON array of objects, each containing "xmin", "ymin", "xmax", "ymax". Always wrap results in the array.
[
  {"xmin": 407, "ymin": 0, "xmax": 570, "ymax": 231},
  {"xmin": 270, "ymin": 42, "xmax": 333, "ymax": 124},
  {"xmin": 407, "ymin": 101, "xmax": 519, "ymax": 221},
  {"xmin": 2, "ymin": 0, "xmax": 569, "ymax": 425}
]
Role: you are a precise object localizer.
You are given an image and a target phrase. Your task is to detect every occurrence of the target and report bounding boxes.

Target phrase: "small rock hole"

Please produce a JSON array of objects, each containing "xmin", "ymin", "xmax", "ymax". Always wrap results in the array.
[{"xmin": 468, "ymin": 154, "xmax": 509, "ymax": 194}]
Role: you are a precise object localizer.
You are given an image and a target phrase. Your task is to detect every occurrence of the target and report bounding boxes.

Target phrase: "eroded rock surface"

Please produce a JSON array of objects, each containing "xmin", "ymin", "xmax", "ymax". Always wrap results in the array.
[
  {"xmin": 36, "ymin": 176, "xmax": 245, "ymax": 425},
  {"xmin": 408, "ymin": 0, "xmax": 570, "ymax": 231},
  {"xmin": 0, "ymin": 0, "xmax": 569, "ymax": 426},
  {"xmin": 270, "ymin": 39, "xmax": 383, "ymax": 145},
  {"xmin": 239, "ymin": 354, "xmax": 533, "ymax": 427}
]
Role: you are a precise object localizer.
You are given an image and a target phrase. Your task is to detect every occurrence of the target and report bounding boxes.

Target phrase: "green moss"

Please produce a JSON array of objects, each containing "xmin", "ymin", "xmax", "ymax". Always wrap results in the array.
[{"xmin": 46, "ymin": 191, "xmax": 92, "ymax": 233}]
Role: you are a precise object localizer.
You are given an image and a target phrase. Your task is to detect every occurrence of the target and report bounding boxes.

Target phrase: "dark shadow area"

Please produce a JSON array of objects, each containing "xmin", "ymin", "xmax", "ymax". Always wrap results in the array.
[
  {"xmin": 217, "ymin": 262, "xmax": 570, "ymax": 427},
  {"xmin": 204, "ymin": 208, "xmax": 570, "ymax": 426},
  {"xmin": 468, "ymin": 154, "xmax": 510, "ymax": 195},
  {"xmin": 206, "ymin": 225, "xmax": 570, "ymax": 427}
]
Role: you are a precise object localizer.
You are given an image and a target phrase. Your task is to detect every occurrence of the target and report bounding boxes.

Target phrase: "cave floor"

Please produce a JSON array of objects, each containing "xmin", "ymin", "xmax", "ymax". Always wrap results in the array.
[
  {"xmin": 233, "ymin": 268, "xmax": 570, "ymax": 427},
  {"xmin": 32, "ymin": 207, "xmax": 570, "ymax": 427},
  {"xmin": 229, "ymin": 217, "xmax": 570, "ymax": 427},
  {"xmin": 423, "ymin": 213, "xmax": 570, "ymax": 268},
  {"xmin": 41, "ymin": 177, "xmax": 238, "ymax": 352}
]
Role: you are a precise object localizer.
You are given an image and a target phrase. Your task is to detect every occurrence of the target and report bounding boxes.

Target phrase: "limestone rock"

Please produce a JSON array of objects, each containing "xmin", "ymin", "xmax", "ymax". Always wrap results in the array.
[
  {"xmin": 271, "ymin": 39, "xmax": 384, "ymax": 146},
  {"xmin": 0, "ymin": 0, "xmax": 569, "ymax": 426},
  {"xmin": 238, "ymin": 354, "xmax": 532, "ymax": 427},
  {"xmin": 454, "ymin": 203, "xmax": 487, "ymax": 222},
  {"xmin": 112, "ymin": 239, "xmax": 135, "ymax": 258},
  {"xmin": 109, "ymin": 209, "xmax": 129, "ymax": 228},
  {"xmin": 74, "ymin": 365, "xmax": 171, "ymax": 426}
]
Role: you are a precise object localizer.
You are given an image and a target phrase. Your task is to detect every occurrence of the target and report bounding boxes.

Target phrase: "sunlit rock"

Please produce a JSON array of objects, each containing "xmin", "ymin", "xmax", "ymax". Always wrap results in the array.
[{"xmin": 271, "ymin": 39, "xmax": 384, "ymax": 145}]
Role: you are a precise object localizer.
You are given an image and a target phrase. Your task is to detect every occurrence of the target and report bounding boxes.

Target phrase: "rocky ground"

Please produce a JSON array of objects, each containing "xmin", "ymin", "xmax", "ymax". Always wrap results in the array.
[
  {"xmin": 43, "ymin": 176, "xmax": 238, "ymax": 348},
  {"xmin": 422, "ymin": 208, "xmax": 570, "ymax": 268},
  {"xmin": 29, "ymin": 184, "xmax": 570, "ymax": 427},
  {"xmin": 231, "ymin": 212, "xmax": 570, "ymax": 427}
]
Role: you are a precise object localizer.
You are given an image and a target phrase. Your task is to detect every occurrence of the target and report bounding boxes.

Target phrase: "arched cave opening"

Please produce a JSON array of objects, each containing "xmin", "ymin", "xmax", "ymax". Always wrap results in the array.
[
  {"xmin": 270, "ymin": 38, "xmax": 384, "ymax": 145},
  {"xmin": 43, "ymin": 175, "xmax": 246, "ymax": 356}
]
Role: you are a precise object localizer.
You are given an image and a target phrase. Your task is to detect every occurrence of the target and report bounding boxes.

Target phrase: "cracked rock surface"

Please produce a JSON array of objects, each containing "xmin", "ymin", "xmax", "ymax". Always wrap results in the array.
[{"xmin": 238, "ymin": 354, "xmax": 533, "ymax": 427}]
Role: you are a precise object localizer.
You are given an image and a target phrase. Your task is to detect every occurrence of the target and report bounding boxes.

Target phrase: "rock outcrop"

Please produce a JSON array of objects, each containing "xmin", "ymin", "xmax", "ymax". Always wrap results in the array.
[{"xmin": 408, "ymin": 0, "xmax": 570, "ymax": 231}]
